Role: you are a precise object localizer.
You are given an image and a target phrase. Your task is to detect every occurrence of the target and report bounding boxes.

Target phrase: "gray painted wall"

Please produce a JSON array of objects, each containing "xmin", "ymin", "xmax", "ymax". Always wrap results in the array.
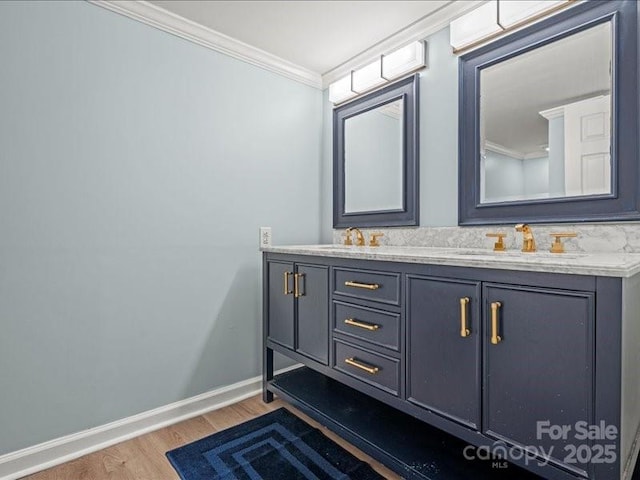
[
  {"xmin": 483, "ymin": 151, "xmax": 525, "ymax": 203},
  {"xmin": 523, "ymin": 156, "xmax": 549, "ymax": 197},
  {"xmin": 483, "ymin": 151, "xmax": 549, "ymax": 202},
  {"xmin": 418, "ymin": 28, "xmax": 460, "ymax": 227},
  {"xmin": 321, "ymin": 89, "xmax": 333, "ymax": 242},
  {"xmin": 0, "ymin": 1, "xmax": 321, "ymax": 455}
]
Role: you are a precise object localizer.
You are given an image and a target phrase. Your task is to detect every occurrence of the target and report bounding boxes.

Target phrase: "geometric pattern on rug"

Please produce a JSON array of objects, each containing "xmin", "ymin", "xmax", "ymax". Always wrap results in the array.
[{"xmin": 166, "ymin": 408, "xmax": 384, "ymax": 480}]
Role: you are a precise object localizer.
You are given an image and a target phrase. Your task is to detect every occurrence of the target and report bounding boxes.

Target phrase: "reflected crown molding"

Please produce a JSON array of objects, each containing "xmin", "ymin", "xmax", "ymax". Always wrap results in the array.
[
  {"xmin": 539, "ymin": 105, "xmax": 566, "ymax": 120},
  {"xmin": 484, "ymin": 141, "xmax": 547, "ymax": 162},
  {"xmin": 484, "ymin": 141, "xmax": 526, "ymax": 160},
  {"xmin": 88, "ymin": 0, "xmax": 323, "ymax": 89}
]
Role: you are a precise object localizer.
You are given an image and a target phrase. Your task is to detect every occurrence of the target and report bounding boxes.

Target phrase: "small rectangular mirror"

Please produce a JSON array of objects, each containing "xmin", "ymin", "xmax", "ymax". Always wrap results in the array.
[{"xmin": 333, "ymin": 74, "xmax": 419, "ymax": 228}]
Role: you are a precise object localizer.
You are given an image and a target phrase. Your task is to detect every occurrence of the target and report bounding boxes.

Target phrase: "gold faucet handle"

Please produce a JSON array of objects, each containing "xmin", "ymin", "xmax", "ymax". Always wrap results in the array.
[
  {"xmin": 369, "ymin": 233, "xmax": 384, "ymax": 247},
  {"xmin": 486, "ymin": 233, "xmax": 507, "ymax": 251},
  {"xmin": 549, "ymin": 232, "xmax": 577, "ymax": 254},
  {"xmin": 342, "ymin": 229, "xmax": 353, "ymax": 246}
]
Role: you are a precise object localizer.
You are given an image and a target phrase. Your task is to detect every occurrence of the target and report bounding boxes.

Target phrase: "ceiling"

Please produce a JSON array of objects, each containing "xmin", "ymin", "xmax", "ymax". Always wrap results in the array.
[
  {"xmin": 482, "ymin": 21, "xmax": 611, "ymax": 156},
  {"xmin": 149, "ymin": 1, "xmax": 451, "ymax": 75}
]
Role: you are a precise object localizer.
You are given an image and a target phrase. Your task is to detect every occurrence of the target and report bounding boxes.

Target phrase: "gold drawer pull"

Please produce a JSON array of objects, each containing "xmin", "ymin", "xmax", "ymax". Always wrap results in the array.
[
  {"xmin": 283, "ymin": 272, "xmax": 293, "ymax": 295},
  {"xmin": 491, "ymin": 301, "xmax": 502, "ymax": 345},
  {"xmin": 460, "ymin": 297, "xmax": 470, "ymax": 338},
  {"xmin": 344, "ymin": 318, "xmax": 380, "ymax": 331},
  {"xmin": 294, "ymin": 273, "xmax": 304, "ymax": 298},
  {"xmin": 345, "ymin": 357, "xmax": 379, "ymax": 374},
  {"xmin": 344, "ymin": 280, "xmax": 380, "ymax": 290}
]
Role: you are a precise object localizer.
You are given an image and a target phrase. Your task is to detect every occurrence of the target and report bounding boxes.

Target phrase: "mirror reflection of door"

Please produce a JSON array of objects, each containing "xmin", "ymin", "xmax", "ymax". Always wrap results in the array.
[
  {"xmin": 344, "ymin": 99, "xmax": 404, "ymax": 213},
  {"xmin": 563, "ymin": 95, "xmax": 611, "ymax": 196},
  {"xmin": 480, "ymin": 21, "xmax": 612, "ymax": 204}
]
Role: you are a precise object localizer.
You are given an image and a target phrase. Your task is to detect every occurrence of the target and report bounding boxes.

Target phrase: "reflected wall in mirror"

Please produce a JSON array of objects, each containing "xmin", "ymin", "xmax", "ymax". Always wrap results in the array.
[
  {"xmin": 334, "ymin": 74, "xmax": 418, "ymax": 228},
  {"xmin": 459, "ymin": 0, "xmax": 639, "ymax": 225},
  {"xmin": 344, "ymin": 99, "xmax": 403, "ymax": 213},
  {"xmin": 481, "ymin": 22, "xmax": 612, "ymax": 204}
]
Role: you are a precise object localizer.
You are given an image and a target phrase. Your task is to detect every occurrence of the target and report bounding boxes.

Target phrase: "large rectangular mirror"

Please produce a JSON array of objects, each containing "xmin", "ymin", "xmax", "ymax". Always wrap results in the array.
[
  {"xmin": 459, "ymin": 0, "xmax": 639, "ymax": 225},
  {"xmin": 481, "ymin": 21, "xmax": 611, "ymax": 203},
  {"xmin": 334, "ymin": 74, "xmax": 419, "ymax": 228}
]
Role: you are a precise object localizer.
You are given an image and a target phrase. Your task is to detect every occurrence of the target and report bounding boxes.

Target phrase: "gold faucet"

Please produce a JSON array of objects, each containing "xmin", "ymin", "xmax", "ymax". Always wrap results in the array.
[
  {"xmin": 515, "ymin": 224, "xmax": 536, "ymax": 252},
  {"xmin": 346, "ymin": 227, "xmax": 366, "ymax": 246}
]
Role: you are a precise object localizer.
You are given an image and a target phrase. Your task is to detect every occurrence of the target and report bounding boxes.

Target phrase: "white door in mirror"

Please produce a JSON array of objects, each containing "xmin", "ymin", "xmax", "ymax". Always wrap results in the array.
[
  {"xmin": 563, "ymin": 95, "xmax": 611, "ymax": 196},
  {"xmin": 259, "ymin": 227, "xmax": 272, "ymax": 248}
]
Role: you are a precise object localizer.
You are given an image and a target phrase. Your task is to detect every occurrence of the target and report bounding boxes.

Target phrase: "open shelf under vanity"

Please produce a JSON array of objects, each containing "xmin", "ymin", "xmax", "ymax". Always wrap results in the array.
[{"xmin": 268, "ymin": 367, "xmax": 541, "ymax": 480}]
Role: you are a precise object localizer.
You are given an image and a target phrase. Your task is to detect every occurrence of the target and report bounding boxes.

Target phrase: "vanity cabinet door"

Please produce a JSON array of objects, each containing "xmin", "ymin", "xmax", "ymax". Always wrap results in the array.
[
  {"xmin": 407, "ymin": 276, "xmax": 482, "ymax": 429},
  {"xmin": 483, "ymin": 284, "xmax": 594, "ymax": 477},
  {"xmin": 266, "ymin": 260, "xmax": 329, "ymax": 365},
  {"xmin": 296, "ymin": 264, "xmax": 329, "ymax": 364},
  {"xmin": 267, "ymin": 261, "xmax": 295, "ymax": 349}
]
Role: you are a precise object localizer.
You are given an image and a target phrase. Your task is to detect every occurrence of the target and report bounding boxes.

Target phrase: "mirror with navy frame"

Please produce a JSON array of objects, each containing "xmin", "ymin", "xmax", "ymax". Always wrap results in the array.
[
  {"xmin": 333, "ymin": 74, "xmax": 419, "ymax": 228},
  {"xmin": 458, "ymin": 0, "xmax": 639, "ymax": 225}
]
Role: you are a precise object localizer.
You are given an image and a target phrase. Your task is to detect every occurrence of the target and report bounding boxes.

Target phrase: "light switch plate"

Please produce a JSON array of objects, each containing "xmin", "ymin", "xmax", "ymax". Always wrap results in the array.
[{"xmin": 259, "ymin": 227, "xmax": 272, "ymax": 248}]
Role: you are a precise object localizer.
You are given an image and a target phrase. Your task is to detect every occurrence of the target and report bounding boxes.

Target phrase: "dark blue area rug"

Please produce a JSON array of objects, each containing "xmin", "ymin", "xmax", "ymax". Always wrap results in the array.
[{"xmin": 166, "ymin": 408, "xmax": 384, "ymax": 480}]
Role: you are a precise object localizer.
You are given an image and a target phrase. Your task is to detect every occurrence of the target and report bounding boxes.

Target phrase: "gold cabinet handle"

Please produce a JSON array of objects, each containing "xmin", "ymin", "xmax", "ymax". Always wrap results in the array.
[
  {"xmin": 491, "ymin": 301, "xmax": 502, "ymax": 345},
  {"xmin": 294, "ymin": 273, "xmax": 305, "ymax": 298},
  {"xmin": 283, "ymin": 272, "xmax": 293, "ymax": 295},
  {"xmin": 460, "ymin": 297, "xmax": 470, "ymax": 337},
  {"xmin": 344, "ymin": 281, "xmax": 380, "ymax": 290},
  {"xmin": 345, "ymin": 357, "xmax": 379, "ymax": 374},
  {"xmin": 344, "ymin": 318, "xmax": 380, "ymax": 331}
]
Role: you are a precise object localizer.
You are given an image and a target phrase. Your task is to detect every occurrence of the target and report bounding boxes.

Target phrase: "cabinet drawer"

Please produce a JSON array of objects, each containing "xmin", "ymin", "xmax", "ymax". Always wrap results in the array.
[
  {"xmin": 333, "ymin": 340, "xmax": 399, "ymax": 396},
  {"xmin": 334, "ymin": 268, "xmax": 400, "ymax": 305},
  {"xmin": 333, "ymin": 301, "xmax": 400, "ymax": 351}
]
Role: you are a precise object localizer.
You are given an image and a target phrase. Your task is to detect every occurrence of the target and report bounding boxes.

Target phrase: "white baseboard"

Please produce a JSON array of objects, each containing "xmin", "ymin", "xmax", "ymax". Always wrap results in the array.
[{"xmin": 0, "ymin": 364, "xmax": 301, "ymax": 480}]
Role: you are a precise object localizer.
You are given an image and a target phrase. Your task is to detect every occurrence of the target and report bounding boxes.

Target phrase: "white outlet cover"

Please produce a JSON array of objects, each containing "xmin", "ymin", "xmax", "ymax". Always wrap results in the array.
[{"xmin": 259, "ymin": 227, "xmax": 272, "ymax": 248}]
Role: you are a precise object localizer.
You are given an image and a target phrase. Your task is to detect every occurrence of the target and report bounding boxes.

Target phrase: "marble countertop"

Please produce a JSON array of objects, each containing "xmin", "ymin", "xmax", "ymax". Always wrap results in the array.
[{"xmin": 262, "ymin": 245, "xmax": 640, "ymax": 278}]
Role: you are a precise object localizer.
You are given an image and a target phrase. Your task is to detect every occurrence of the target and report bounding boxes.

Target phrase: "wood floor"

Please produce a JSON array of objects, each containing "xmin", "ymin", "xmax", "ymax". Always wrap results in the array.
[{"xmin": 24, "ymin": 395, "xmax": 399, "ymax": 480}]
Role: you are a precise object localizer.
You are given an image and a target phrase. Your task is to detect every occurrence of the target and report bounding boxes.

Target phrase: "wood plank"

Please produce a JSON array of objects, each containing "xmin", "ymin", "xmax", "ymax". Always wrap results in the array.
[{"xmin": 23, "ymin": 395, "xmax": 399, "ymax": 480}]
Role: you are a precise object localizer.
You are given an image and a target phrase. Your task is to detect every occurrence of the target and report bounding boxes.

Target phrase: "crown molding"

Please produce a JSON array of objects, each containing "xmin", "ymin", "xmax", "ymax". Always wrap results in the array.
[
  {"xmin": 484, "ymin": 141, "xmax": 526, "ymax": 160},
  {"xmin": 89, "ymin": 1, "xmax": 486, "ymax": 92},
  {"xmin": 89, "ymin": 0, "xmax": 323, "ymax": 89},
  {"xmin": 539, "ymin": 104, "xmax": 566, "ymax": 120},
  {"xmin": 321, "ymin": 0, "xmax": 485, "ymax": 88},
  {"xmin": 484, "ymin": 141, "xmax": 548, "ymax": 161}
]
